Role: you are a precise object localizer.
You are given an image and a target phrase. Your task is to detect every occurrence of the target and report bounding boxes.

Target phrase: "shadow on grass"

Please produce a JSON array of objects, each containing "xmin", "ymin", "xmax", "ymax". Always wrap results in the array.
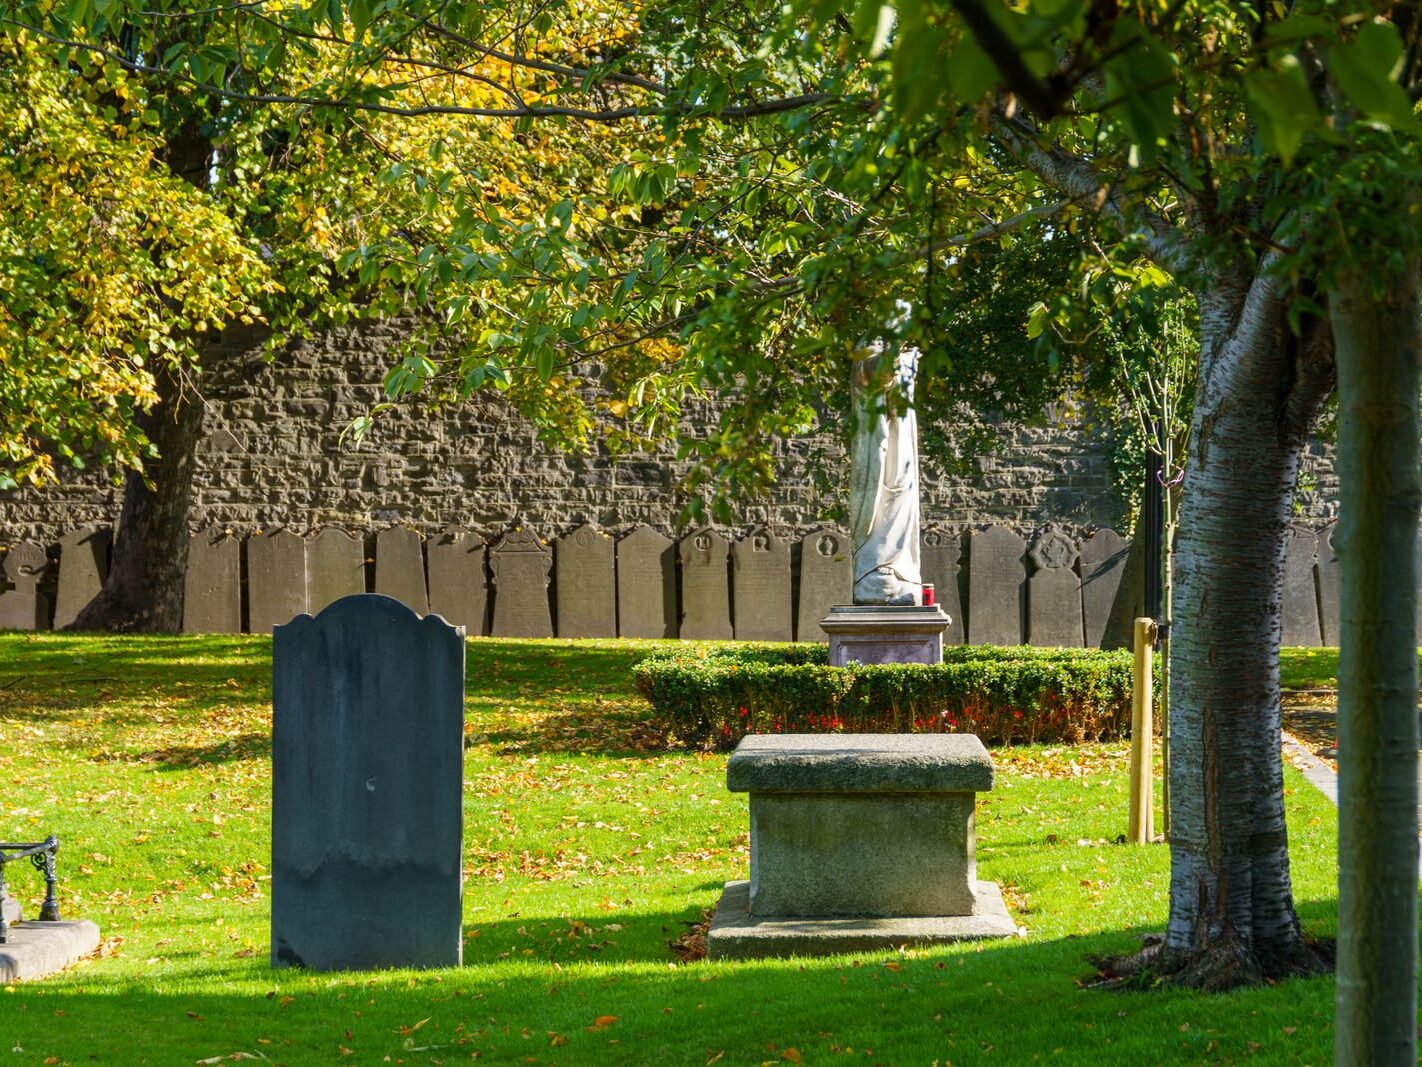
[{"xmin": 9, "ymin": 900, "xmax": 1340, "ymax": 1065}]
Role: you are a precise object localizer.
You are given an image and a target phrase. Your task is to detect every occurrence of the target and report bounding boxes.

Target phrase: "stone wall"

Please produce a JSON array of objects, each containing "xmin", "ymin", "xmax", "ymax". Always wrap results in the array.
[{"xmin": 0, "ymin": 318, "xmax": 1340, "ymax": 542}]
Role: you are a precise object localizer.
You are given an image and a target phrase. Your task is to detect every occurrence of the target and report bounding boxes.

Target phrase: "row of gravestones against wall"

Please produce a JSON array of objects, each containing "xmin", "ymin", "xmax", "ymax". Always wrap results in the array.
[{"xmin": 0, "ymin": 522, "xmax": 1342, "ymax": 647}]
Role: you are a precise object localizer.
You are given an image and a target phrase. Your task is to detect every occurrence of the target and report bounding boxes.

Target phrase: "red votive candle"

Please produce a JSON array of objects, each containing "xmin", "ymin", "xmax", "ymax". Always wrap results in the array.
[{"xmin": 922, "ymin": 584, "xmax": 935, "ymax": 606}]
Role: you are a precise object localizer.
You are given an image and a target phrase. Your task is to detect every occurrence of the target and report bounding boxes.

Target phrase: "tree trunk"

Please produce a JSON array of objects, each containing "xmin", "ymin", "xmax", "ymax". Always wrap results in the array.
[
  {"xmin": 67, "ymin": 120, "xmax": 212, "ymax": 632},
  {"xmin": 68, "ymin": 361, "xmax": 203, "ymax": 632},
  {"xmin": 1158, "ymin": 274, "xmax": 1335, "ymax": 987},
  {"xmin": 1331, "ymin": 265, "xmax": 1420, "ymax": 1065}
]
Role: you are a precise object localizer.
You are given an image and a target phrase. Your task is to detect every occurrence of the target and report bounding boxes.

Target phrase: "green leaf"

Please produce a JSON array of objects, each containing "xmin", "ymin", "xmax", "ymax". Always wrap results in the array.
[
  {"xmin": 1330, "ymin": 20, "xmax": 1422, "ymax": 133},
  {"xmin": 1245, "ymin": 55, "xmax": 1323, "ymax": 165}
]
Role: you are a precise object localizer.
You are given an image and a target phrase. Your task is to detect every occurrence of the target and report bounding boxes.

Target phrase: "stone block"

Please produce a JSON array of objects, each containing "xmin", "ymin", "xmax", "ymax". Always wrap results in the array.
[
  {"xmin": 920, "ymin": 528, "xmax": 965, "ymax": 645},
  {"xmin": 819, "ymin": 604, "xmax": 951, "ymax": 666},
  {"xmin": 707, "ymin": 880, "xmax": 1016, "ymax": 959},
  {"xmin": 679, "ymin": 528, "xmax": 732, "ymax": 640},
  {"xmin": 1080, "ymin": 528, "xmax": 1128, "ymax": 649},
  {"xmin": 374, "ymin": 526, "xmax": 428, "ymax": 615},
  {"xmin": 184, "ymin": 526, "xmax": 242, "ymax": 633},
  {"xmin": 727, "ymin": 733, "xmax": 994, "ymax": 795},
  {"xmin": 427, "ymin": 528, "xmax": 487, "ymax": 635},
  {"xmin": 1027, "ymin": 527, "xmax": 1084, "ymax": 647},
  {"xmin": 554, "ymin": 524, "xmax": 616, "ymax": 638},
  {"xmin": 966, "ymin": 526, "xmax": 1025, "ymax": 645},
  {"xmin": 307, "ymin": 528, "xmax": 367, "ymax": 614},
  {"xmin": 796, "ymin": 528, "xmax": 851, "ymax": 643},
  {"xmin": 1281, "ymin": 526, "xmax": 1322, "ymax": 647},
  {"xmin": 0, "ymin": 542, "xmax": 48, "ymax": 630},
  {"xmin": 247, "ymin": 529, "xmax": 307, "ymax": 635},
  {"xmin": 272, "ymin": 594, "xmax": 464, "ymax": 971},
  {"xmin": 616, "ymin": 526, "xmax": 677, "ymax": 638},
  {"xmin": 490, "ymin": 528, "xmax": 553, "ymax": 638},
  {"xmin": 0, "ymin": 920, "xmax": 101, "ymax": 982},
  {"xmin": 54, "ymin": 527, "xmax": 109, "ymax": 629},
  {"xmin": 731, "ymin": 527, "xmax": 792, "ymax": 642}
]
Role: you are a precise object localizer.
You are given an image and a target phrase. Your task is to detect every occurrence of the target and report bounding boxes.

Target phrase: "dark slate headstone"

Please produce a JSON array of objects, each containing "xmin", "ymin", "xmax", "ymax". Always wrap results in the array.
[
  {"xmin": 731, "ymin": 527, "xmax": 793, "ymax": 642},
  {"xmin": 966, "ymin": 526, "xmax": 1026, "ymax": 646},
  {"xmin": 1281, "ymin": 526, "xmax": 1322, "ymax": 648},
  {"xmin": 1317, "ymin": 522, "xmax": 1340, "ymax": 647},
  {"xmin": 306, "ymin": 529, "xmax": 367, "ymax": 615},
  {"xmin": 272, "ymin": 594, "xmax": 464, "ymax": 971},
  {"xmin": 920, "ymin": 528, "xmax": 965, "ymax": 645},
  {"xmin": 554, "ymin": 524, "xmax": 616, "ymax": 638},
  {"xmin": 616, "ymin": 526, "xmax": 677, "ymax": 638},
  {"xmin": 427, "ymin": 528, "xmax": 487, "ymax": 635},
  {"xmin": 0, "ymin": 543, "xmax": 48, "ymax": 630},
  {"xmin": 796, "ymin": 528, "xmax": 851, "ymax": 643},
  {"xmin": 1080, "ymin": 528, "xmax": 1129, "ymax": 649},
  {"xmin": 1027, "ymin": 527, "xmax": 1084, "ymax": 647},
  {"xmin": 490, "ymin": 528, "xmax": 553, "ymax": 638},
  {"xmin": 248, "ymin": 529, "xmax": 308, "ymax": 635},
  {"xmin": 54, "ymin": 527, "xmax": 109, "ymax": 629},
  {"xmin": 183, "ymin": 527, "xmax": 241, "ymax": 634},
  {"xmin": 679, "ymin": 527, "xmax": 732, "ymax": 640},
  {"xmin": 374, "ymin": 527, "xmax": 428, "ymax": 615}
]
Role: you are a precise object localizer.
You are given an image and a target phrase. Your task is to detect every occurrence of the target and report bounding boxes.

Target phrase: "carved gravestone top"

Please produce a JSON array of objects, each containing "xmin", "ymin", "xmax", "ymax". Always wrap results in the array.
[
  {"xmin": 1027, "ymin": 526, "xmax": 1084, "ymax": 647},
  {"xmin": 490, "ymin": 528, "xmax": 553, "ymax": 638},
  {"xmin": 616, "ymin": 525, "xmax": 677, "ymax": 639},
  {"xmin": 554, "ymin": 524, "xmax": 615, "ymax": 638},
  {"xmin": 272, "ymin": 594, "xmax": 464, "ymax": 971},
  {"xmin": 731, "ymin": 526, "xmax": 792, "ymax": 642},
  {"xmin": 797, "ymin": 528, "xmax": 851, "ymax": 643},
  {"xmin": 1028, "ymin": 526, "xmax": 1078, "ymax": 571},
  {"xmin": 679, "ymin": 527, "xmax": 732, "ymax": 640},
  {"xmin": 0, "ymin": 542, "xmax": 48, "ymax": 631},
  {"xmin": 427, "ymin": 528, "xmax": 487, "ymax": 635}
]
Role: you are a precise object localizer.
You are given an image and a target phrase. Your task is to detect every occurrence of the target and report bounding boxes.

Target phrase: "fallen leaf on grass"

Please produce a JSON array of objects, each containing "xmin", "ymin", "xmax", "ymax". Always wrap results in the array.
[
  {"xmin": 395, "ymin": 1018, "xmax": 430, "ymax": 1036},
  {"xmin": 781, "ymin": 1049, "xmax": 803, "ymax": 1063},
  {"xmin": 587, "ymin": 1015, "xmax": 619, "ymax": 1033}
]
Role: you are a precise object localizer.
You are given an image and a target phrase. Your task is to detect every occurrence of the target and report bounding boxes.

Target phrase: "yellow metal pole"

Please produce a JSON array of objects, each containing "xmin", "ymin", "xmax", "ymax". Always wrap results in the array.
[{"xmin": 1129, "ymin": 616, "xmax": 1158, "ymax": 844}]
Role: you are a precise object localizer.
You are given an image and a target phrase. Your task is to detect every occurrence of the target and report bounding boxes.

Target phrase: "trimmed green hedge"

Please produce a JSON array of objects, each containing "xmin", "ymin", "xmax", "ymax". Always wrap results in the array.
[{"xmin": 632, "ymin": 643, "xmax": 1136, "ymax": 750}]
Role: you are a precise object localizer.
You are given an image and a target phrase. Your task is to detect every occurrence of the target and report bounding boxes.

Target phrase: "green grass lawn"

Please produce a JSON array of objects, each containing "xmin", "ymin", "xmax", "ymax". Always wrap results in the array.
[{"xmin": 1, "ymin": 634, "xmax": 1343, "ymax": 1065}]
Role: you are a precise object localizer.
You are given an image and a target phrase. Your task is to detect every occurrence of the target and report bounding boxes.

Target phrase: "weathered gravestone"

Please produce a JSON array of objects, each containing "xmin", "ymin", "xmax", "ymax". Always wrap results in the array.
[
  {"xmin": 554, "ymin": 525, "xmax": 616, "ymax": 638},
  {"xmin": 679, "ymin": 528, "xmax": 733, "ymax": 640},
  {"xmin": 0, "ymin": 543, "xmax": 48, "ymax": 630},
  {"xmin": 375, "ymin": 527, "xmax": 428, "ymax": 615},
  {"xmin": 54, "ymin": 527, "xmax": 109, "ymax": 629},
  {"xmin": 1079, "ymin": 528, "xmax": 1129, "ymax": 649},
  {"xmin": 272, "ymin": 595, "xmax": 464, "ymax": 971},
  {"xmin": 183, "ymin": 527, "xmax": 242, "ymax": 634},
  {"xmin": 796, "ymin": 528, "xmax": 851, "ymax": 643},
  {"xmin": 306, "ymin": 529, "xmax": 367, "ymax": 615},
  {"xmin": 1281, "ymin": 526, "xmax": 1322, "ymax": 647},
  {"xmin": 247, "ymin": 529, "xmax": 308, "ymax": 634},
  {"xmin": 1027, "ymin": 527, "xmax": 1084, "ymax": 647},
  {"xmin": 966, "ymin": 526, "xmax": 1025, "ymax": 645},
  {"xmin": 731, "ymin": 527, "xmax": 793, "ymax": 642},
  {"xmin": 427, "ymin": 528, "xmax": 487, "ymax": 634},
  {"xmin": 616, "ymin": 526, "xmax": 677, "ymax": 638},
  {"xmin": 920, "ymin": 528, "xmax": 966, "ymax": 645},
  {"xmin": 1316, "ymin": 522, "xmax": 1341, "ymax": 646},
  {"xmin": 490, "ymin": 528, "xmax": 553, "ymax": 638}
]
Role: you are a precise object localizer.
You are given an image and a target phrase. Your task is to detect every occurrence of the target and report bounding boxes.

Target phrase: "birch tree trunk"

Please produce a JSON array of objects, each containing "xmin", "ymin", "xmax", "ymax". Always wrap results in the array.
[
  {"xmin": 1155, "ymin": 270, "xmax": 1333, "ymax": 987},
  {"xmin": 1331, "ymin": 264, "xmax": 1420, "ymax": 1065}
]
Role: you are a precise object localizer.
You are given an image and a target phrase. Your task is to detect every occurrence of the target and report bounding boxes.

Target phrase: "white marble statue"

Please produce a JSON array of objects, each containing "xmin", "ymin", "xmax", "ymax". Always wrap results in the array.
[{"xmin": 849, "ymin": 346, "xmax": 922, "ymax": 605}]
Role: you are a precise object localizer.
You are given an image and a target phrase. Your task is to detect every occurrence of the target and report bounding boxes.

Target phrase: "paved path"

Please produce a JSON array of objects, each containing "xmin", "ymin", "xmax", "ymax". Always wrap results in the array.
[{"xmin": 1281, "ymin": 695, "xmax": 1422, "ymax": 821}]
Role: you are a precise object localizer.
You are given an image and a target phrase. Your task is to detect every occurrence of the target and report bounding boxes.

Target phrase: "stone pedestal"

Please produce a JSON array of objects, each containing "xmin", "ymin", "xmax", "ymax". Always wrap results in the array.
[
  {"xmin": 708, "ymin": 734, "xmax": 1017, "ymax": 959},
  {"xmin": 820, "ymin": 604, "xmax": 952, "ymax": 666}
]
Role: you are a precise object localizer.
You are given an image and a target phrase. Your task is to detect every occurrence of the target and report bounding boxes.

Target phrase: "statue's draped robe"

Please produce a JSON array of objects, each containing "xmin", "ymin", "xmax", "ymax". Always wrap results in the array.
[{"xmin": 849, "ymin": 348, "xmax": 922, "ymax": 605}]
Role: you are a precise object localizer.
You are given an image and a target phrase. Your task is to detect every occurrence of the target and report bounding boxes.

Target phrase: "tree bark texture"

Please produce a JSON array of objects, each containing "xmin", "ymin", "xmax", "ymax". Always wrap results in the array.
[
  {"xmin": 1161, "ymin": 269, "xmax": 1334, "ymax": 987},
  {"xmin": 1331, "ymin": 266, "xmax": 1420, "ymax": 1066},
  {"xmin": 69, "ymin": 122, "xmax": 212, "ymax": 631},
  {"xmin": 68, "ymin": 361, "xmax": 204, "ymax": 632}
]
